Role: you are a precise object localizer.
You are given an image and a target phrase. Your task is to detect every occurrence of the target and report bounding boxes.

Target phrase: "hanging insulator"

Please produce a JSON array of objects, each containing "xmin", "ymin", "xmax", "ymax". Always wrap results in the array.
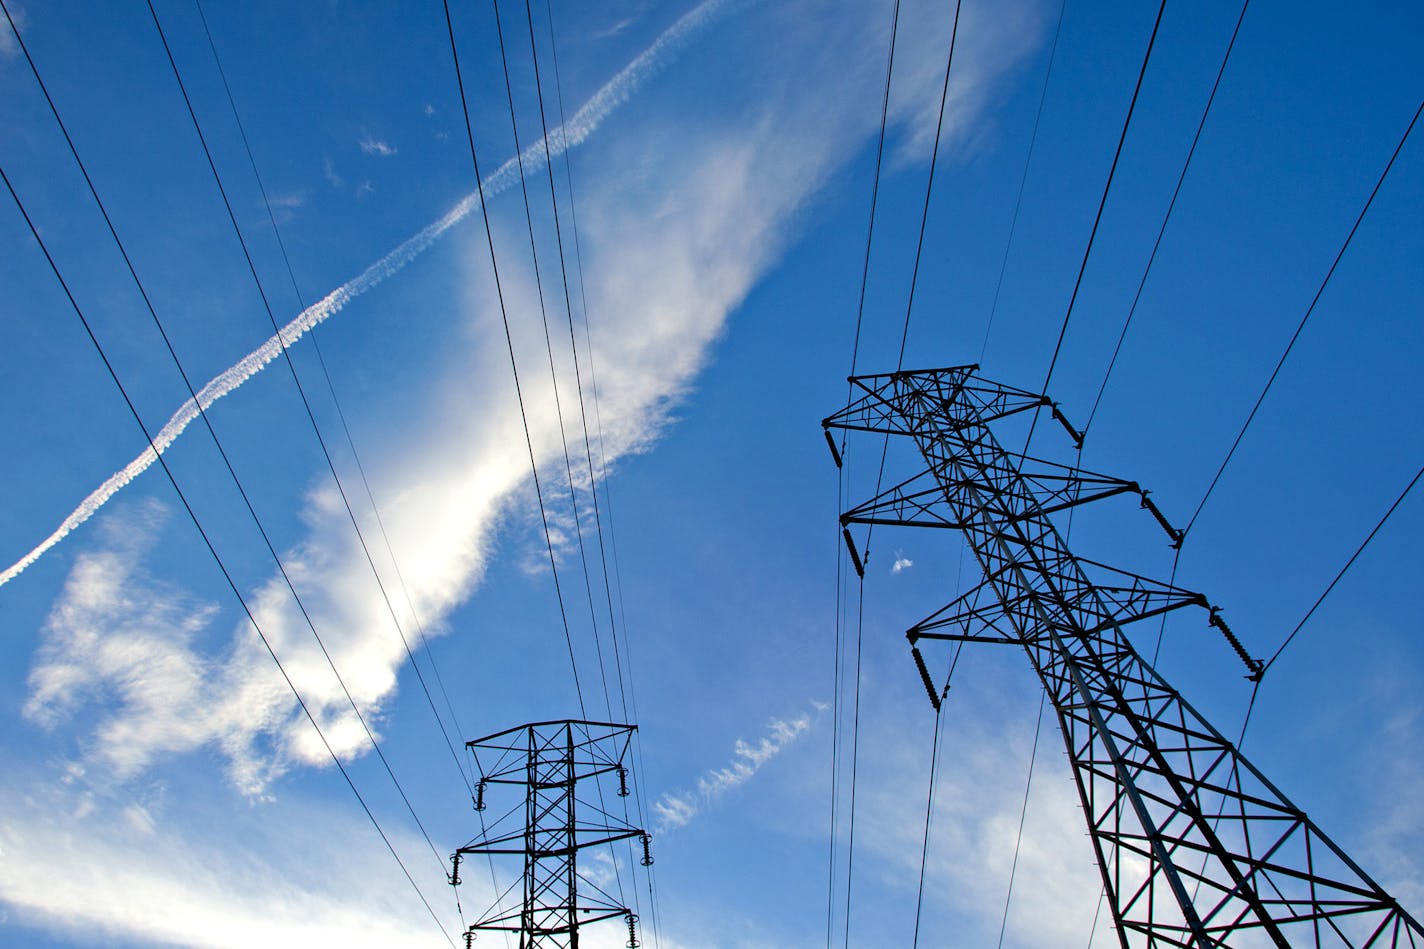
[
  {"xmin": 474, "ymin": 780, "xmax": 486, "ymax": 811},
  {"xmin": 640, "ymin": 832, "xmax": 654, "ymax": 867},
  {"xmin": 911, "ymin": 646, "xmax": 942, "ymax": 712},
  {"xmin": 1138, "ymin": 489, "xmax": 1185, "ymax": 548},
  {"xmin": 1209, "ymin": 607, "xmax": 1264, "ymax": 681},
  {"xmin": 823, "ymin": 427, "xmax": 843, "ymax": 468},
  {"xmin": 842, "ymin": 527, "xmax": 865, "ymax": 577},
  {"xmin": 617, "ymin": 766, "xmax": 630, "ymax": 798},
  {"xmin": 625, "ymin": 913, "xmax": 640, "ymax": 948},
  {"xmin": 1050, "ymin": 402, "xmax": 1084, "ymax": 448},
  {"xmin": 448, "ymin": 852, "xmax": 462, "ymax": 887},
  {"xmin": 464, "ymin": 930, "xmax": 475, "ymax": 949}
]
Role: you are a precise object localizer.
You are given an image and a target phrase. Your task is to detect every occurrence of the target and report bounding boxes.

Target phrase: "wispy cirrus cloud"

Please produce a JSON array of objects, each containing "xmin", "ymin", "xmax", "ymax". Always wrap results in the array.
[
  {"xmin": 359, "ymin": 135, "xmax": 397, "ymax": 158},
  {"xmin": 654, "ymin": 710, "xmax": 818, "ymax": 831},
  {"xmin": 0, "ymin": 0, "xmax": 740, "ymax": 592}
]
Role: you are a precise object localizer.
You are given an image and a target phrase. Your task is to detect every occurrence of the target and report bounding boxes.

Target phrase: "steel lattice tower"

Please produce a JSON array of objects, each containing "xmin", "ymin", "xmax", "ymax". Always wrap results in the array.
[
  {"xmin": 452, "ymin": 720, "xmax": 650, "ymax": 949},
  {"xmin": 824, "ymin": 366, "xmax": 1423, "ymax": 948}
]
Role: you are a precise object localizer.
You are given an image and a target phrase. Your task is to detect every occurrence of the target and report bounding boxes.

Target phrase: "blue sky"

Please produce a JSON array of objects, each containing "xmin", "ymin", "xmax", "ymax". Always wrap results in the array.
[{"xmin": 1, "ymin": 1, "xmax": 1421, "ymax": 947}]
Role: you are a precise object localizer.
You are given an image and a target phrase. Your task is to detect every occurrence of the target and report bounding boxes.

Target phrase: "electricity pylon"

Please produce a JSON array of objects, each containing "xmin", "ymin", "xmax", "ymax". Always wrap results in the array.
[
  {"xmin": 824, "ymin": 366, "xmax": 1423, "ymax": 948},
  {"xmin": 451, "ymin": 719, "xmax": 651, "ymax": 949}
]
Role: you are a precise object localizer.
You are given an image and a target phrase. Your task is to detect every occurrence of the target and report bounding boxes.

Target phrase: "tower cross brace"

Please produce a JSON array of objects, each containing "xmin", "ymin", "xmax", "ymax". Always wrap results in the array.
[{"xmin": 825, "ymin": 366, "xmax": 1424, "ymax": 948}]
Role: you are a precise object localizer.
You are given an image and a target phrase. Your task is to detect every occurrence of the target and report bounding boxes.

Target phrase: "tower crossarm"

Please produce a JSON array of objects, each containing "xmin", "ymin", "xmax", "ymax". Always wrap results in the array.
[{"xmin": 831, "ymin": 366, "xmax": 1424, "ymax": 948}]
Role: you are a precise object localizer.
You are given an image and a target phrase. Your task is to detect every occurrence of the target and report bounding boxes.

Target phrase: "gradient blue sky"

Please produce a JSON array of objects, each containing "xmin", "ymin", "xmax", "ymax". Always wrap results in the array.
[{"xmin": 1, "ymin": 1, "xmax": 1421, "ymax": 947}]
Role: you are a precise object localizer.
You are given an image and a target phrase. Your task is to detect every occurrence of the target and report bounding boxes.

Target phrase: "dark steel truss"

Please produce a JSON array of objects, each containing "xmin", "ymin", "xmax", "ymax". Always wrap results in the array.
[
  {"xmin": 455, "ymin": 720, "xmax": 646, "ymax": 949},
  {"xmin": 824, "ymin": 366, "xmax": 1423, "ymax": 948}
]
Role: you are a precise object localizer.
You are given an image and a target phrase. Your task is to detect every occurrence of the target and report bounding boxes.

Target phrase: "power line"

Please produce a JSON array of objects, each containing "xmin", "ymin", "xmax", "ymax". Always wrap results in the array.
[
  {"xmin": 537, "ymin": 3, "xmax": 664, "ymax": 940},
  {"xmin": 487, "ymin": 0, "xmax": 618, "ymax": 725},
  {"xmin": 0, "ymin": 158, "xmax": 456, "ymax": 949},
  {"xmin": 1025, "ymin": 0, "xmax": 1167, "ymax": 451},
  {"xmin": 441, "ymin": 0, "xmax": 587, "ymax": 716},
  {"xmin": 1182, "ymin": 94, "xmax": 1424, "ymax": 537},
  {"xmin": 190, "ymin": 0, "xmax": 475, "ymax": 788},
  {"xmin": 1262, "ymin": 462, "xmax": 1423, "ymax": 675},
  {"xmin": 1, "ymin": 0, "xmax": 458, "ymax": 900},
  {"xmin": 996, "ymin": 689, "xmax": 1046, "ymax": 948},
  {"xmin": 895, "ymin": 0, "xmax": 963, "ymax": 370},
  {"xmin": 1081, "ymin": 0, "xmax": 1251, "ymax": 434},
  {"xmin": 143, "ymin": 0, "xmax": 477, "ymax": 796},
  {"xmin": 846, "ymin": 0, "xmax": 903, "ymax": 385},
  {"xmin": 980, "ymin": 0, "xmax": 1067, "ymax": 364}
]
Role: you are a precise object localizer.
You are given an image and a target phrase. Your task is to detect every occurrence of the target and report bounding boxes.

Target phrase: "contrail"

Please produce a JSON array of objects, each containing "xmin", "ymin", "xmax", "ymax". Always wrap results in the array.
[{"xmin": 1, "ymin": 0, "xmax": 731, "ymax": 590}]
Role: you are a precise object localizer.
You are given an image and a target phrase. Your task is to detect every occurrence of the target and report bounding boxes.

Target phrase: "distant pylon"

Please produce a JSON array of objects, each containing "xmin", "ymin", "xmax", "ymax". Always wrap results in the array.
[
  {"xmin": 825, "ymin": 366, "xmax": 1424, "ymax": 947},
  {"xmin": 452, "ymin": 719, "xmax": 649, "ymax": 949}
]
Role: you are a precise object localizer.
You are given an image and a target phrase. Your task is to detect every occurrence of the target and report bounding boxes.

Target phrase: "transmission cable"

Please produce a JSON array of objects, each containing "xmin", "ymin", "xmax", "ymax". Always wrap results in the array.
[
  {"xmin": 442, "ymin": 0, "xmax": 587, "ymax": 716},
  {"xmin": 979, "ymin": 0, "xmax": 1067, "ymax": 364},
  {"xmin": 845, "ymin": 0, "xmax": 903, "ymax": 389},
  {"xmin": 996, "ymin": 689, "xmax": 1047, "ymax": 948},
  {"xmin": 2, "ymin": 0, "xmax": 460, "ymax": 899},
  {"xmin": 488, "ymin": 0, "xmax": 618, "ymax": 725},
  {"xmin": 1082, "ymin": 0, "xmax": 1250, "ymax": 433},
  {"xmin": 894, "ymin": 0, "xmax": 963, "ymax": 369},
  {"xmin": 1181, "ymin": 94, "xmax": 1423, "ymax": 537},
  {"xmin": 846, "ymin": 6, "xmax": 965, "ymax": 944},
  {"xmin": 1025, "ymin": 0, "xmax": 1167, "ymax": 452},
  {"xmin": 1262, "ymin": 463, "xmax": 1422, "ymax": 674},
  {"xmin": 910, "ymin": 641, "xmax": 964, "ymax": 949},
  {"xmin": 538, "ymin": 2, "xmax": 664, "ymax": 939},
  {"xmin": 143, "ymin": 0, "xmax": 477, "ymax": 795},
  {"xmin": 507, "ymin": 0, "xmax": 653, "ymax": 925},
  {"xmin": 0, "ymin": 159, "xmax": 455, "ymax": 949},
  {"xmin": 192, "ymin": 0, "xmax": 474, "ymax": 783}
]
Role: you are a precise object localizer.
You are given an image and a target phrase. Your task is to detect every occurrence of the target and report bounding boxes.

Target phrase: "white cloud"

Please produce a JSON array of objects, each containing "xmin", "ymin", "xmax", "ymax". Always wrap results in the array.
[
  {"xmin": 0, "ymin": 772, "xmax": 464, "ymax": 949},
  {"xmin": 0, "ymin": 0, "xmax": 741, "ymax": 592},
  {"xmin": 323, "ymin": 153, "xmax": 344, "ymax": 188},
  {"xmin": 17, "ymin": 0, "xmax": 1043, "ymax": 797},
  {"xmin": 654, "ymin": 711, "xmax": 817, "ymax": 831},
  {"xmin": 892, "ymin": 553, "xmax": 914, "ymax": 573},
  {"xmin": 0, "ymin": 3, "xmax": 23, "ymax": 60},
  {"xmin": 359, "ymin": 135, "xmax": 397, "ymax": 158}
]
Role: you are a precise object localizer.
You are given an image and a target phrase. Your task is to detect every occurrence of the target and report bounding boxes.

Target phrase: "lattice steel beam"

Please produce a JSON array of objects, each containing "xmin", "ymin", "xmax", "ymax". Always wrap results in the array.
[{"xmin": 826, "ymin": 366, "xmax": 1422, "ymax": 948}]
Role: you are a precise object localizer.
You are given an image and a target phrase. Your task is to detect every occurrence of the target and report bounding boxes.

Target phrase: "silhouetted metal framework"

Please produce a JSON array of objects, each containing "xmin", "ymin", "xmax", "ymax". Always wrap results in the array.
[
  {"xmin": 453, "ymin": 720, "xmax": 649, "ymax": 949},
  {"xmin": 824, "ymin": 366, "xmax": 1424, "ymax": 948}
]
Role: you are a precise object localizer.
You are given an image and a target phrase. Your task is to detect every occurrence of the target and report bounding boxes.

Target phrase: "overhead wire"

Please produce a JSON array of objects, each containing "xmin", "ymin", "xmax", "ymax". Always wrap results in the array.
[
  {"xmin": 190, "ymin": 0, "xmax": 474, "ymax": 784},
  {"xmin": 1024, "ymin": 0, "xmax": 1167, "ymax": 453},
  {"xmin": 845, "ymin": 0, "xmax": 903, "ymax": 389},
  {"xmin": 827, "ymin": 2, "xmax": 904, "ymax": 943},
  {"xmin": 1181, "ymin": 94, "xmax": 1424, "ymax": 537},
  {"xmin": 979, "ymin": 0, "xmax": 1067, "ymax": 364},
  {"xmin": 0, "ymin": 158, "xmax": 456, "ymax": 949},
  {"xmin": 996, "ymin": 689, "xmax": 1046, "ymax": 948},
  {"xmin": 142, "ymin": 0, "xmax": 478, "ymax": 798},
  {"xmin": 486, "ymin": 3, "xmax": 636, "ymax": 925},
  {"xmin": 910, "ymin": 640, "xmax": 964, "ymax": 949},
  {"xmin": 1081, "ymin": 0, "xmax": 1250, "ymax": 434},
  {"xmin": 0, "ymin": 0, "xmax": 461, "ymax": 916},
  {"xmin": 845, "ymin": 4, "xmax": 964, "ymax": 944},
  {"xmin": 487, "ymin": 0, "xmax": 618, "ymax": 723},
  {"xmin": 441, "ymin": 0, "xmax": 589, "ymax": 723},
  {"xmin": 538, "ymin": 2, "xmax": 664, "ymax": 940}
]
